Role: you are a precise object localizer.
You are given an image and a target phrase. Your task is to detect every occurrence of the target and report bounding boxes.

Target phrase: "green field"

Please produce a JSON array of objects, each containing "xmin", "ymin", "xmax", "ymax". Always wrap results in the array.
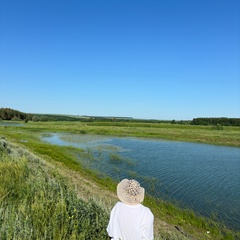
[
  {"xmin": 0, "ymin": 121, "xmax": 240, "ymax": 239},
  {"xmin": 2, "ymin": 120, "xmax": 240, "ymax": 147}
]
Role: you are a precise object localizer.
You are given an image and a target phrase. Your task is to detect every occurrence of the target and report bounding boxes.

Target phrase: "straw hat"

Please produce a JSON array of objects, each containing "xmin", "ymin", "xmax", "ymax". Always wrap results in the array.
[{"xmin": 117, "ymin": 179, "xmax": 145, "ymax": 205}]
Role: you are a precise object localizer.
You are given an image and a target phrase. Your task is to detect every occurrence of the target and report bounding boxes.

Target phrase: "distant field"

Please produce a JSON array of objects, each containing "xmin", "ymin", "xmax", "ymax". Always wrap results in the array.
[{"xmin": 2, "ymin": 120, "xmax": 239, "ymax": 147}]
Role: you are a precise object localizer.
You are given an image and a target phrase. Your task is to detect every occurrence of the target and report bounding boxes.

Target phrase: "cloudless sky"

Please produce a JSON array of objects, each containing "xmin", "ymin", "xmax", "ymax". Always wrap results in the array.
[{"xmin": 0, "ymin": 0, "xmax": 239, "ymax": 120}]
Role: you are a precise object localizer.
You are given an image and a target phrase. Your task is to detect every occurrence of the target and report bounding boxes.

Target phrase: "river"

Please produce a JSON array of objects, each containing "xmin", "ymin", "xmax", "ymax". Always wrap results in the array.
[{"xmin": 41, "ymin": 133, "xmax": 240, "ymax": 230}]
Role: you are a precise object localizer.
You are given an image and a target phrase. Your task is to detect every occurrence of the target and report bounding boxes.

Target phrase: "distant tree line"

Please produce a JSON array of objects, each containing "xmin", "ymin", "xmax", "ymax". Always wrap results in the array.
[
  {"xmin": 80, "ymin": 116, "xmax": 169, "ymax": 123},
  {"xmin": 0, "ymin": 108, "xmax": 48, "ymax": 122},
  {"xmin": 191, "ymin": 118, "xmax": 240, "ymax": 126},
  {"xmin": 0, "ymin": 108, "xmax": 80, "ymax": 122},
  {"xmin": 1, "ymin": 108, "xmax": 239, "ymax": 126},
  {"xmin": 31, "ymin": 114, "xmax": 78, "ymax": 122},
  {"xmin": 0, "ymin": 108, "xmax": 31, "ymax": 121}
]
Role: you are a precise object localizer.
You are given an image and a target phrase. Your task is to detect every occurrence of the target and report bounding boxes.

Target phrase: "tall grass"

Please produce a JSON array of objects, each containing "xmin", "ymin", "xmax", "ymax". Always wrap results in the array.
[{"xmin": 0, "ymin": 140, "xmax": 109, "ymax": 240}]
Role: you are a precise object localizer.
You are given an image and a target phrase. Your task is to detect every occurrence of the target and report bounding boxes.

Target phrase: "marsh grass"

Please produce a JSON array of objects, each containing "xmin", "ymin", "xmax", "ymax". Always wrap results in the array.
[
  {"xmin": 141, "ymin": 176, "xmax": 161, "ymax": 194},
  {"xmin": 109, "ymin": 153, "xmax": 136, "ymax": 166},
  {"xmin": 128, "ymin": 170, "xmax": 139, "ymax": 179}
]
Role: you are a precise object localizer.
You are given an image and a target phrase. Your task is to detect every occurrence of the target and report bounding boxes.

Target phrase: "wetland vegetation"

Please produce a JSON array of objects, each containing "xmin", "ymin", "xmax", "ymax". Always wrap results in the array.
[{"xmin": 0, "ymin": 120, "xmax": 240, "ymax": 239}]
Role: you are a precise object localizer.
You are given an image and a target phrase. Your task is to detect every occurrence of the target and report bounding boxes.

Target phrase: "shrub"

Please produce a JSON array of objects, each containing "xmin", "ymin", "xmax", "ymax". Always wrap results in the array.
[
  {"xmin": 32, "ymin": 115, "xmax": 40, "ymax": 122},
  {"xmin": 212, "ymin": 124, "xmax": 224, "ymax": 130}
]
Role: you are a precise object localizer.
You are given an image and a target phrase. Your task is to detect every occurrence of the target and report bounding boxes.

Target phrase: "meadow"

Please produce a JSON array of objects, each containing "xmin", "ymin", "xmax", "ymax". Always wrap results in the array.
[
  {"xmin": 0, "ymin": 121, "xmax": 240, "ymax": 239},
  {"xmin": 2, "ymin": 120, "xmax": 240, "ymax": 146}
]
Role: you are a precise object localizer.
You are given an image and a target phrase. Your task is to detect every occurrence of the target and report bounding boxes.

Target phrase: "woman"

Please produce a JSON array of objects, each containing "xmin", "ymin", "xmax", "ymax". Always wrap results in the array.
[{"xmin": 107, "ymin": 179, "xmax": 154, "ymax": 240}]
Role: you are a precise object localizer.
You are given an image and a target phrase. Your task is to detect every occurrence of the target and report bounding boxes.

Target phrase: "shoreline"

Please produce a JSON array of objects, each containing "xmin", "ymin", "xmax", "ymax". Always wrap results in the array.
[{"xmin": 1, "ymin": 136, "xmax": 240, "ymax": 239}]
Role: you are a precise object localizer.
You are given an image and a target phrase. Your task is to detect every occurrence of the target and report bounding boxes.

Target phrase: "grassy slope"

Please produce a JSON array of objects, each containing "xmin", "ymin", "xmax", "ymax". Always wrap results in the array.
[
  {"xmin": 0, "ymin": 140, "xmax": 110, "ymax": 240},
  {"xmin": 1, "ymin": 121, "xmax": 240, "ymax": 239}
]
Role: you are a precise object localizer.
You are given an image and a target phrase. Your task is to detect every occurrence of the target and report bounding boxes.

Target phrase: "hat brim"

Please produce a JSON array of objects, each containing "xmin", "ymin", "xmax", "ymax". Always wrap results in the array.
[{"xmin": 117, "ymin": 179, "xmax": 145, "ymax": 205}]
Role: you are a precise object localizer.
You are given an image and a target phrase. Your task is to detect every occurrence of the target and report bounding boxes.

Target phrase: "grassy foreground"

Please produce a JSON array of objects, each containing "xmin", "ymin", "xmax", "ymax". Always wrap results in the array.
[
  {"xmin": 0, "ymin": 140, "xmax": 110, "ymax": 239},
  {"xmin": 0, "ymin": 121, "xmax": 240, "ymax": 239}
]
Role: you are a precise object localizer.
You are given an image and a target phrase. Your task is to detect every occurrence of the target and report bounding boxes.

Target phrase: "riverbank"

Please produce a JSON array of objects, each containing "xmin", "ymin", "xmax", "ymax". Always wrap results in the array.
[
  {"xmin": 1, "ymin": 121, "xmax": 240, "ymax": 239},
  {"xmin": 0, "ymin": 138, "xmax": 189, "ymax": 239},
  {"xmin": 1, "ymin": 138, "xmax": 239, "ymax": 239}
]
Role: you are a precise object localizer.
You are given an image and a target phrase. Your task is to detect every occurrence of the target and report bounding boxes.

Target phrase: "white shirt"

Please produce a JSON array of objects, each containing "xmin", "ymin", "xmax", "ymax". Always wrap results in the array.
[{"xmin": 107, "ymin": 202, "xmax": 154, "ymax": 240}]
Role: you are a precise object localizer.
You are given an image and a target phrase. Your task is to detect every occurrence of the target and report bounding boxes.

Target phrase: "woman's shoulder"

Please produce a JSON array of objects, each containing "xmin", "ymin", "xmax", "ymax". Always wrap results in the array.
[
  {"xmin": 144, "ymin": 206, "xmax": 154, "ymax": 219},
  {"xmin": 112, "ymin": 201, "xmax": 124, "ymax": 210}
]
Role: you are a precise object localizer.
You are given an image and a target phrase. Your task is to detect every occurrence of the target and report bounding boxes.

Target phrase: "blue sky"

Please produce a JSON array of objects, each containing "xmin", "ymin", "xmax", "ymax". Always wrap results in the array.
[{"xmin": 0, "ymin": 0, "xmax": 239, "ymax": 120}]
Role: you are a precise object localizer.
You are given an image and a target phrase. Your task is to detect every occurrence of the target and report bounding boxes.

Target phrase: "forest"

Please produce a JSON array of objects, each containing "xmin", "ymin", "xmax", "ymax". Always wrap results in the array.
[
  {"xmin": 0, "ymin": 108, "xmax": 30, "ymax": 121},
  {"xmin": 192, "ymin": 117, "xmax": 240, "ymax": 126}
]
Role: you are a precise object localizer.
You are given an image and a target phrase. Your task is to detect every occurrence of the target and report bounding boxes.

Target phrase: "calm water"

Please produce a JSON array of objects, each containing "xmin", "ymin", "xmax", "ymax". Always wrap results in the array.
[{"xmin": 42, "ymin": 133, "xmax": 240, "ymax": 230}]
